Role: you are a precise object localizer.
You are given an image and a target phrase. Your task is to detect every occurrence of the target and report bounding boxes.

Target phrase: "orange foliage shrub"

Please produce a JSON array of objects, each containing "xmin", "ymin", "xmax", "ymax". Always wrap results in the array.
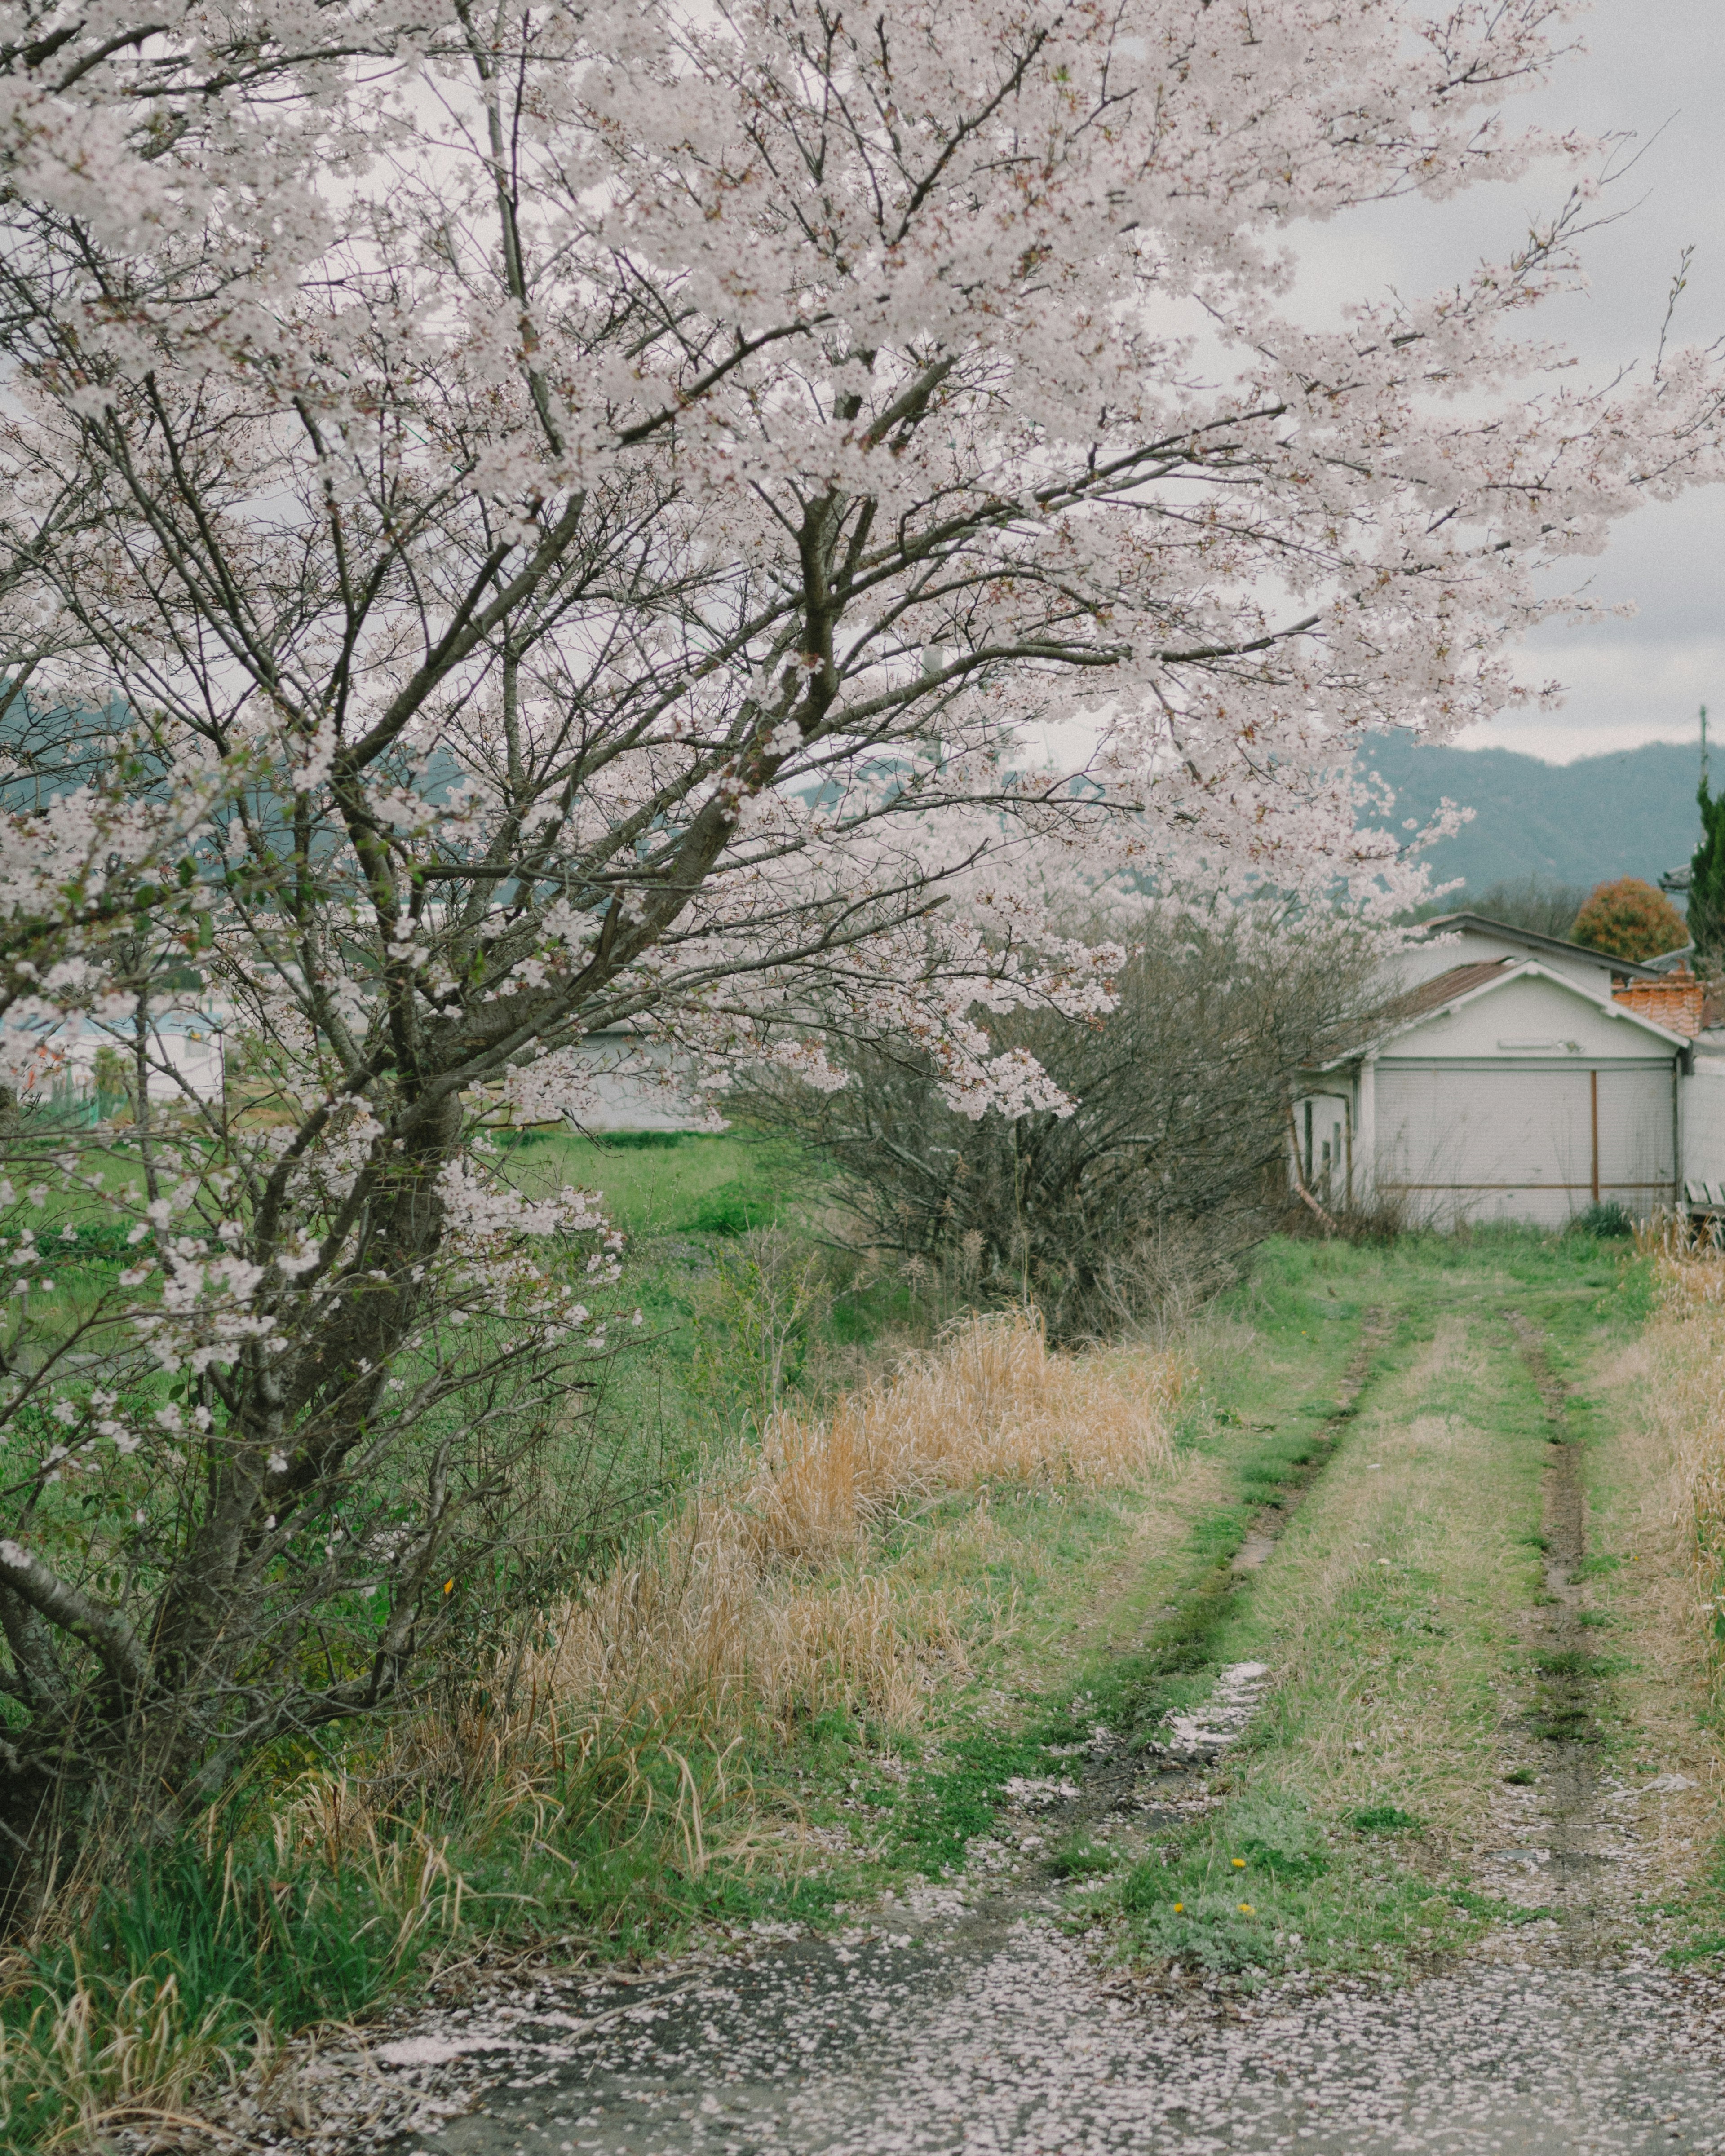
[{"xmin": 1569, "ymin": 877, "xmax": 1689, "ymax": 963}]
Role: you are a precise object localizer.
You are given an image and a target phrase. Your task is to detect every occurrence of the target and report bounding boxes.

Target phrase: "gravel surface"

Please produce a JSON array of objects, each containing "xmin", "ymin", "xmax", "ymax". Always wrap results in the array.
[
  {"xmin": 207, "ymin": 1903, "xmax": 1725, "ymax": 2156},
  {"xmin": 422, "ymin": 1941, "xmax": 1725, "ymax": 2156}
]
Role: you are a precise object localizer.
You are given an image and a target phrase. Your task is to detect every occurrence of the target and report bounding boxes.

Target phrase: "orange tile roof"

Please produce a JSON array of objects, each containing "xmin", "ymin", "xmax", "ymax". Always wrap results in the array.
[{"xmin": 1612, "ymin": 970, "xmax": 1704, "ymax": 1038}]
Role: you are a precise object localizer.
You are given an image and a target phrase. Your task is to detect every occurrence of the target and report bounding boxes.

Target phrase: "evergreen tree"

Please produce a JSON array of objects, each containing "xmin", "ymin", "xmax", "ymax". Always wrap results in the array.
[{"xmin": 1691, "ymin": 774, "xmax": 1725, "ymax": 967}]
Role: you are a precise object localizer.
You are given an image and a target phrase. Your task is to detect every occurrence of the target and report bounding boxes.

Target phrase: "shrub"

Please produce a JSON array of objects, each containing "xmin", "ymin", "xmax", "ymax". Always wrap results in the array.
[
  {"xmin": 1569, "ymin": 878, "xmax": 1689, "ymax": 962},
  {"xmin": 1690, "ymin": 776, "xmax": 1725, "ymax": 966},
  {"xmin": 737, "ymin": 913, "xmax": 1384, "ymax": 1342}
]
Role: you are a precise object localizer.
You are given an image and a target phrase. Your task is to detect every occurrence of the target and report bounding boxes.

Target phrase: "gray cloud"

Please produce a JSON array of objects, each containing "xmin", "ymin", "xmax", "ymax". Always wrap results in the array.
[{"xmin": 1292, "ymin": 1, "xmax": 1725, "ymax": 761}]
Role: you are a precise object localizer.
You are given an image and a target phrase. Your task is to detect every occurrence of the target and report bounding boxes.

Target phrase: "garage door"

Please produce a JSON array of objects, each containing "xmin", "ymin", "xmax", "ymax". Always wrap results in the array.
[{"xmin": 1375, "ymin": 1063, "xmax": 1675, "ymax": 1228}]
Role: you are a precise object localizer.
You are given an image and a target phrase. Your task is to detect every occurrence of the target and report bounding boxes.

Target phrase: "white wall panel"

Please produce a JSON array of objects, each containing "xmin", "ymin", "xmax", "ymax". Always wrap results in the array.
[
  {"xmin": 1374, "ymin": 1062, "xmax": 1675, "ymax": 1227},
  {"xmin": 1681, "ymin": 1067, "xmax": 1725, "ymax": 1188},
  {"xmin": 1376, "ymin": 1066, "xmax": 1587, "ymax": 1226},
  {"xmin": 1395, "ymin": 971, "xmax": 1673, "ymax": 1062},
  {"xmin": 1595, "ymin": 1068, "xmax": 1676, "ymax": 1199}
]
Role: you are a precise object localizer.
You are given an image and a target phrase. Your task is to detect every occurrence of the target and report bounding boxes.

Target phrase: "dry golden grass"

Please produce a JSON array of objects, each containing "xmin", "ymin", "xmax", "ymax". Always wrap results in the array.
[
  {"xmin": 1571, "ymin": 1232, "xmax": 1725, "ymax": 1891},
  {"xmin": 1619, "ymin": 1243, "xmax": 1725, "ymax": 1734},
  {"xmin": 318, "ymin": 1310, "xmax": 1185, "ymax": 1849},
  {"xmin": 0, "ymin": 1816, "xmax": 463, "ymax": 2154},
  {"xmin": 527, "ymin": 1311, "xmax": 1183, "ymax": 1745},
  {"xmin": 0, "ymin": 1972, "xmax": 277, "ymax": 2153}
]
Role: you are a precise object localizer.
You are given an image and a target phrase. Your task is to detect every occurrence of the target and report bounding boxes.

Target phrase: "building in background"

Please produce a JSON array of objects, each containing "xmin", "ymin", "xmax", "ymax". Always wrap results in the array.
[{"xmin": 1297, "ymin": 917, "xmax": 1694, "ymax": 1226}]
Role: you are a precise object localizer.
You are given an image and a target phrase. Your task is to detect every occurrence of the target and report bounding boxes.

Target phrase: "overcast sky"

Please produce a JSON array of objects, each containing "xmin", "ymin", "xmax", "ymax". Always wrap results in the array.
[{"xmin": 1292, "ymin": 0, "xmax": 1725, "ymax": 764}]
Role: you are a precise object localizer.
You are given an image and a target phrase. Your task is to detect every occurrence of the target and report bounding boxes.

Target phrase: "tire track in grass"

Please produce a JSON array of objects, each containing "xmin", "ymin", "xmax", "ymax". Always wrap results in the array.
[
  {"xmin": 1030, "ymin": 1307, "xmax": 1398, "ymax": 1836},
  {"xmin": 880, "ymin": 1305, "xmax": 1398, "ymax": 1871},
  {"xmin": 1498, "ymin": 1315, "xmax": 1619, "ymax": 1961},
  {"xmin": 798, "ymin": 1308, "xmax": 1399, "ymax": 1890}
]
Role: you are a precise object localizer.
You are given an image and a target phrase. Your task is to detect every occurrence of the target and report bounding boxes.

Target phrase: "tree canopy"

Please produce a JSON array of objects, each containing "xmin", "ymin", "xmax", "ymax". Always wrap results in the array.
[
  {"xmin": 1689, "ymin": 780, "xmax": 1725, "ymax": 966},
  {"xmin": 1569, "ymin": 879, "xmax": 1691, "ymax": 964}
]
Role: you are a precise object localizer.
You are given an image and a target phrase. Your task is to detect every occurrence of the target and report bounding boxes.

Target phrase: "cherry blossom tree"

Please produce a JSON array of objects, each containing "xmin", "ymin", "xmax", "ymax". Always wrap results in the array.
[{"xmin": 2, "ymin": 0, "xmax": 1723, "ymax": 1877}]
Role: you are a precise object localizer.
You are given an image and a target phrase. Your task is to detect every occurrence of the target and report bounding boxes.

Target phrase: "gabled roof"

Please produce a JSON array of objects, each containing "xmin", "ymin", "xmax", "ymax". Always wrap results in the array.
[
  {"xmin": 1395, "ymin": 958, "xmax": 1513, "ymax": 1020},
  {"xmin": 1416, "ymin": 913, "xmax": 1663, "ymax": 980},
  {"xmin": 1316, "ymin": 956, "xmax": 1690, "ymax": 1069}
]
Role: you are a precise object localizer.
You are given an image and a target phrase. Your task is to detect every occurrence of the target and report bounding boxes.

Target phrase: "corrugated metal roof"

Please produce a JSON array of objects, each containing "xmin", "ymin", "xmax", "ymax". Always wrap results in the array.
[
  {"xmin": 1392, "ymin": 959, "xmax": 1515, "ymax": 1021},
  {"xmin": 1612, "ymin": 970, "xmax": 1705, "ymax": 1039}
]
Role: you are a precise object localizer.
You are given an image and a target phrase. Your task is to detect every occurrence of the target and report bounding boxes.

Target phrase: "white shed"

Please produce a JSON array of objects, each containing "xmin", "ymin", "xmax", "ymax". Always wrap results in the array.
[{"xmin": 1298, "ymin": 958, "xmax": 1689, "ymax": 1228}]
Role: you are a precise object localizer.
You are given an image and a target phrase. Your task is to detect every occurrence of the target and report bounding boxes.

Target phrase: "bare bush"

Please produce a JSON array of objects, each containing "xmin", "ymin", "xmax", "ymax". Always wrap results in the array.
[
  {"xmin": 740, "ymin": 916, "xmax": 1386, "ymax": 1340},
  {"xmin": 1412, "ymin": 879, "xmax": 1592, "ymax": 940}
]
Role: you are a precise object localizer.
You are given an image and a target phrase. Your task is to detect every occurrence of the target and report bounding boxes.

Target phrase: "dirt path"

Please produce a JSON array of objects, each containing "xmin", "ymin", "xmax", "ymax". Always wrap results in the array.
[
  {"xmin": 383, "ymin": 1940, "xmax": 1722, "ymax": 2154},
  {"xmin": 202, "ymin": 1293, "xmax": 1725, "ymax": 2156}
]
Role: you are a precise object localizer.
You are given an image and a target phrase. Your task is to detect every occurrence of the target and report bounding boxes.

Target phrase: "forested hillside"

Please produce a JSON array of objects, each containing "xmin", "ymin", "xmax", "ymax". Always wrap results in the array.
[{"xmin": 1361, "ymin": 733, "xmax": 1705, "ymax": 899}]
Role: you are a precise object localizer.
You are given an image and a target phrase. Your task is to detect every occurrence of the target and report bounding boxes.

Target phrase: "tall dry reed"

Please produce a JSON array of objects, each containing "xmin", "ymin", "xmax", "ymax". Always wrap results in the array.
[
  {"xmin": 1633, "ymin": 1229, "xmax": 1725, "ymax": 1713},
  {"xmin": 527, "ymin": 1310, "xmax": 1182, "ymax": 1744}
]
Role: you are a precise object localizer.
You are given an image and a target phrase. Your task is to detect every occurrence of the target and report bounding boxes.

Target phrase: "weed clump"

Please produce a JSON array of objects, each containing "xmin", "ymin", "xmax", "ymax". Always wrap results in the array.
[
  {"xmin": 1047, "ymin": 1835, "xmax": 1121, "ymax": 1881},
  {"xmin": 1569, "ymin": 1202, "xmax": 1634, "ymax": 1240},
  {"xmin": 1348, "ymin": 1805, "xmax": 1422, "ymax": 1837},
  {"xmin": 1110, "ymin": 1792, "xmax": 1479, "ymax": 1985}
]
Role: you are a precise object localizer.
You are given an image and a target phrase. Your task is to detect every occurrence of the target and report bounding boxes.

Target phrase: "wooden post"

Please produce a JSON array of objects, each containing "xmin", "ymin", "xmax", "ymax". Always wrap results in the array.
[
  {"xmin": 1590, "ymin": 1069, "xmax": 1600, "ymax": 1203},
  {"xmin": 1287, "ymin": 1106, "xmax": 1340, "ymax": 1234},
  {"xmin": 1344, "ymin": 1089, "xmax": 1354, "ymax": 1211}
]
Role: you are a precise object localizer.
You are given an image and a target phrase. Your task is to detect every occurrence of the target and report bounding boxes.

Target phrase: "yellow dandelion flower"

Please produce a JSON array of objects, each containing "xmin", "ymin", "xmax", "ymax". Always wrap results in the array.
[
  {"xmin": 1173, "ymin": 1903, "xmax": 1184, "ymax": 1913},
  {"xmin": 1232, "ymin": 1857, "xmax": 1246, "ymax": 1869},
  {"xmin": 1238, "ymin": 1902, "xmax": 1254, "ymax": 1914}
]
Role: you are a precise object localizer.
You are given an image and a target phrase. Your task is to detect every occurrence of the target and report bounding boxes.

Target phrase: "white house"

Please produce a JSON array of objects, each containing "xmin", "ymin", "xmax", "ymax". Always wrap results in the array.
[
  {"xmin": 1386, "ymin": 911, "xmax": 1675, "ymax": 994},
  {"xmin": 1297, "ymin": 919, "xmax": 1694, "ymax": 1228}
]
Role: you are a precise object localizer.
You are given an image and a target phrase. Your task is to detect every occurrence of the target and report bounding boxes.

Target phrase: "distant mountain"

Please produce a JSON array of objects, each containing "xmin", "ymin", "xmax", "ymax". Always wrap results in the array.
[{"xmin": 1358, "ymin": 733, "xmax": 1705, "ymax": 901}]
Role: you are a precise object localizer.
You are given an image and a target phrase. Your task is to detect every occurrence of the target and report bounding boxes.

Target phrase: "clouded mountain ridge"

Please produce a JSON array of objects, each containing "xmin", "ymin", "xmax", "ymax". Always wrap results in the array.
[{"xmin": 1359, "ymin": 733, "xmax": 1707, "ymax": 901}]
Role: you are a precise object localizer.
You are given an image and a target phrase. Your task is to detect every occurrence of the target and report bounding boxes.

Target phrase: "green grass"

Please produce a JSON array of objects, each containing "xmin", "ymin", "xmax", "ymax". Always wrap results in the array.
[
  {"xmin": 1100, "ymin": 1784, "xmax": 1550, "ymax": 1986},
  {"xmin": 1, "ymin": 1217, "xmax": 1680, "ymax": 2143},
  {"xmin": 503, "ymin": 1127, "xmax": 802, "ymax": 1239},
  {"xmin": 1107, "ymin": 1790, "xmax": 1496, "ymax": 1983},
  {"xmin": 1659, "ymin": 1837, "xmax": 1725, "ymax": 1967},
  {"xmin": 496, "ymin": 1127, "xmax": 939, "ymax": 1467},
  {"xmin": 0, "ymin": 1830, "xmax": 465, "ymax": 2154}
]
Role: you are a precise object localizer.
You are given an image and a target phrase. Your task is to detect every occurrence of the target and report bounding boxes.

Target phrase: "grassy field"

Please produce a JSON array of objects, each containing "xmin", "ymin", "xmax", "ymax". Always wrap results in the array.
[
  {"xmin": 7, "ymin": 1161, "xmax": 1725, "ymax": 2150},
  {"xmin": 497, "ymin": 1127, "xmax": 940, "ymax": 1461}
]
